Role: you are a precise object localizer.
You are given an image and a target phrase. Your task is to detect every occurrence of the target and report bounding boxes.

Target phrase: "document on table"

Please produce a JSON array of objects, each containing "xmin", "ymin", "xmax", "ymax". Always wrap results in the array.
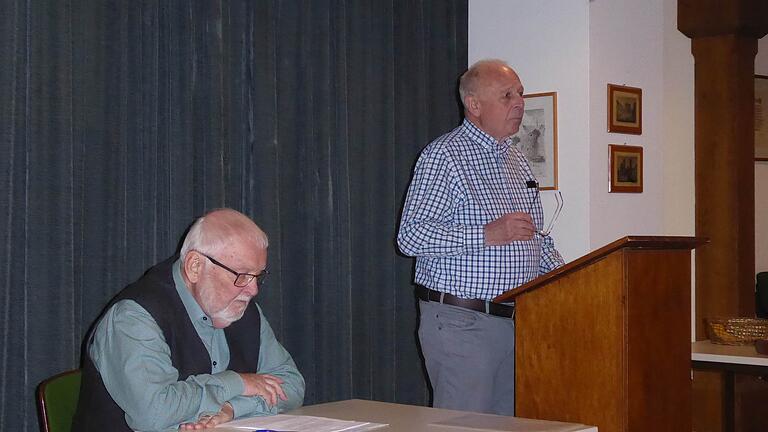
[{"xmin": 214, "ymin": 414, "xmax": 388, "ymax": 432}]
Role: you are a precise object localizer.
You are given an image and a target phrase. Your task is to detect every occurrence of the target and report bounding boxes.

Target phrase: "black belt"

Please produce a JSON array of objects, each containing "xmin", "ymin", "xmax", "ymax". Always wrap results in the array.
[{"xmin": 415, "ymin": 285, "xmax": 515, "ymax": 318}]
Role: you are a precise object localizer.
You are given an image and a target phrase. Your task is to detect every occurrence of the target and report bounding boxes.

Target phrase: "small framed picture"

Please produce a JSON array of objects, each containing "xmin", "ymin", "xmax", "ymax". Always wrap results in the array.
[
  {"xmin": 607, "ymin": 84, "xmax": 642, "ymax": 135},
  {"xmin": 609, "ymin": 144, "xmax": 643, "ymax": 193},
  {"xmin": 756, "ymin": 75, "xmax": 768, "ymax": 161},
  {"xmin": 511, "ymin": 92, "xmax": 558, "ymax": 190}
]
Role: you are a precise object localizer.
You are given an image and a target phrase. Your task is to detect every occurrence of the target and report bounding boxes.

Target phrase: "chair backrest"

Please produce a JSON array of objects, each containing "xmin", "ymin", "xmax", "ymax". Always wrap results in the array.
[{"xmin": 36, "ymin": 369, "xmax": 81, "ymax": 432}]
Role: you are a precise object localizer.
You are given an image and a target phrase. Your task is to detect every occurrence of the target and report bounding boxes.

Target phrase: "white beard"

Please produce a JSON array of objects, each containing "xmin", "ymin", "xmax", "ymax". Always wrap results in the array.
[
  {"xmin": 200, "ymin": 280, "xmax": 252, "ymax": 326},
  {"xmin": 211, "ymin": 294, "xmax": 251, "ymax": 324}
]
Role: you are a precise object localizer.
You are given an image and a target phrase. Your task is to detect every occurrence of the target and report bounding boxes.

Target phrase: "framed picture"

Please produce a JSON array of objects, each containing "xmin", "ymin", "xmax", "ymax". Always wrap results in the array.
[
  {"xmin": 756, "ymin": 75, "xmax": 768, "ymax": 161},
  {"xmin": 511, "ymin": 91, "xmax": 558, "ymax": 190},
  {"xmin": 607, "ymin": 84, "xmax": 642, "ymax": 135},
  {"xmin": 609, "ymin": 144, "xmax": 643, "ymax": 193}
]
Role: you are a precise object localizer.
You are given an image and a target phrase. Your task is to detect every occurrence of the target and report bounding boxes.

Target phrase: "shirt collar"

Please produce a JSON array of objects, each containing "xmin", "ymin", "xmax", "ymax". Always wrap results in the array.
[
  {"xmin": 172, "ymin": 258, "xmax": 214, "ymax": 327},
  {"xmin": 461, "ymin": 118, "xmax": 514, "ymax": 154}
]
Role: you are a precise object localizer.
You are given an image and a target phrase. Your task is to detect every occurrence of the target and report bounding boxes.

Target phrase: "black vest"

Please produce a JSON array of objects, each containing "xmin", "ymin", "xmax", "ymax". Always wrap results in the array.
[{"xmin": 72, "ymin": 256, "xmax": 261, "ymax": 431}]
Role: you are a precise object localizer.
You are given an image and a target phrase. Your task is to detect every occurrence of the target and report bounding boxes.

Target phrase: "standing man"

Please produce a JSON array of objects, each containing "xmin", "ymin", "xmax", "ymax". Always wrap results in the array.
[
  {"xmin": 397, "ymin": 59, "xmax": 563, "ymax": 415},
  {"xmin": 73, "ymin": 208, "xmax": 305, "ymax": 431}
]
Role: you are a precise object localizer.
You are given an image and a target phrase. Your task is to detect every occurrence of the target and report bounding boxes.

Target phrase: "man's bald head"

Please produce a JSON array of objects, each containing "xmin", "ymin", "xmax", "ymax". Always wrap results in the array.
[
  {"xmin": 180, "ymin": 208, "xmax": 268, "ymax": 258},
  {"xmin": 459, "ymin": 59, "xmax": 515, "ymax": 108}
]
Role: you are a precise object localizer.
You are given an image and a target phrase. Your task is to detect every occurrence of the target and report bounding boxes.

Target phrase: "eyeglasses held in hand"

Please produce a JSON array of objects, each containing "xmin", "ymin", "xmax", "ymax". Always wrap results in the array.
[
  {"xmin": 538, "ymin": 191, "xmax": 563, "ymax": 237},
  {"xmin": 527, "ymin": 187, "xmax": 563, "ymax": 237}
]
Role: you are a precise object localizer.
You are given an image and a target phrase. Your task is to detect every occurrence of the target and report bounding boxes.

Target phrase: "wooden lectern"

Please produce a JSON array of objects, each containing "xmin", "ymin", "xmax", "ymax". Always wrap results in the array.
[{"xmin": 494, "ymin": 236, "xmax": 705, "ymax": 432}]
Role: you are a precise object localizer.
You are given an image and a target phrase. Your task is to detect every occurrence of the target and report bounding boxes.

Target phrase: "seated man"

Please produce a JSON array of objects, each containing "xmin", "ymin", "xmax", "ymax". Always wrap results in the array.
[{"xmin": 73, "ymin": 208, "xmax": 305, "ymax": 431}]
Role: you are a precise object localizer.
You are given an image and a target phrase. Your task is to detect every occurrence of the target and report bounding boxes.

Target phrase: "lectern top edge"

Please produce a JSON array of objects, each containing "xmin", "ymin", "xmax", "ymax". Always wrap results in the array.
[{"xmin": 492, "ymin": 235, "xmax": 707, "ymax": 303}]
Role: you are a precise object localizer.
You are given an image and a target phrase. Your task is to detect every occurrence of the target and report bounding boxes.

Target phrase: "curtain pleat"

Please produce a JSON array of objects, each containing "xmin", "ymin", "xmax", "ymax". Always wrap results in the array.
[{"xmin": 0, "ymin": 1, "xmax": 467, "ymax": 430}]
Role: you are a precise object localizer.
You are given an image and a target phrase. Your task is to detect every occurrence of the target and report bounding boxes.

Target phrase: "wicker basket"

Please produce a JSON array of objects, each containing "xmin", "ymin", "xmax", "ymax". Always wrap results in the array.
[{"xmin": 706, "ymin": 317, "xmax": 768, "ymax": 345}]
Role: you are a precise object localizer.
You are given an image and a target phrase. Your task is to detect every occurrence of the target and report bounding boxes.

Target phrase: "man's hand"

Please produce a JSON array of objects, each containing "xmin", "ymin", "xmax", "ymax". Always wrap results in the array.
[
  {"xmin": 484, "ymin": 212, "xmax": 535, "ymax": 246},
  {"xmin": 179, "ymin": 402, "xmax": 234, "ymax": 430},
  {"xmin": 239, "ymin": 373, "xmax": 288, "ymax": 407}
]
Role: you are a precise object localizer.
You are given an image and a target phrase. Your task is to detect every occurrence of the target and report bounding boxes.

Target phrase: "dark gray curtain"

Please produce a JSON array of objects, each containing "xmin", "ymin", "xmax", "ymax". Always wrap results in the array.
[{"xmin": 0, "ymin": 0, "xmax": 467, "ymax": 430}]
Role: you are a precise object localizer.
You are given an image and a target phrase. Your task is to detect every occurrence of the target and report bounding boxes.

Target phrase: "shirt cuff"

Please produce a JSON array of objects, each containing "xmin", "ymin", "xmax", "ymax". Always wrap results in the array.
[
  {"xmin": 464, "ymin": 225, "xmax": 486, "ymax": 253},
  {"xmin": 229, "ymin": 395, "xmax": 273, "ymax": 419}
]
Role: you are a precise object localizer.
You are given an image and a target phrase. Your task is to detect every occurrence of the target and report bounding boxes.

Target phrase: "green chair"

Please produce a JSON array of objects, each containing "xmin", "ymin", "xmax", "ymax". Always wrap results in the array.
[{"xmin": 36, "ymin": 369, "xmax": 81, "ymax": 432}]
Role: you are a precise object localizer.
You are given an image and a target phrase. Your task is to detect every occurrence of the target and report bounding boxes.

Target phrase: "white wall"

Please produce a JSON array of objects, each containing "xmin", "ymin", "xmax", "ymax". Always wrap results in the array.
[
  {"xmin": 469, "ymin": 0, "xmax": 590, "ymax": 261},
  {"xmin": 588, "ymin": 0, "xmax": 667, "ymax": 248},
  {"xmin": 661, "ymin": 1, "xmax": 695, "ymax": 237}
]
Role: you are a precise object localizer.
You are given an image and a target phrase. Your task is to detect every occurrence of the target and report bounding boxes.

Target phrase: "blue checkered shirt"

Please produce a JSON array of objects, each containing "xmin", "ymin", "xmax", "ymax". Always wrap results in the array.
[{"xmin": 397, "ymin": 119, "xmax": 564, "ymax": 301}]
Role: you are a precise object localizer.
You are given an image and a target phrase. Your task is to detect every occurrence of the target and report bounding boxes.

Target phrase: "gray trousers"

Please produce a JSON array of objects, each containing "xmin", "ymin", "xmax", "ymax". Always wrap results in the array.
[{"xmin": 418, "ymin": 300, "xmax": 516, "ymax": 415}]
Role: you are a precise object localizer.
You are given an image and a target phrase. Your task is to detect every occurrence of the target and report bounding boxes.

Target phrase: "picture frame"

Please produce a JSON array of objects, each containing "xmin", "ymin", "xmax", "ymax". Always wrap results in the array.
[
  {"xmin": 756, "ymin": 75, "xmax": 768, "ymax": 161},
  {"xmin": 511, "ymin": 91, "xmax": 558, "ymax": 190},
  {"xmin": 609, "ymin": 144, "xmax": 643, "ymax": 193},
  {"xmin": 607, "ymin": 84, "xmax": 642, "ymax": 135}
]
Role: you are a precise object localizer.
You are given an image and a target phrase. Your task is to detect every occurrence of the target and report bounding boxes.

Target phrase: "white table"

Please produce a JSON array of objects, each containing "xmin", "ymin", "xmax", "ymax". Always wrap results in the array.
[
  {"xmin": 212, "ymin": 399, "xmax": 598, "ymax": 432},
  {"xmin": 692, "ymin": 340, "xmax": 768, "ymax": 368}
]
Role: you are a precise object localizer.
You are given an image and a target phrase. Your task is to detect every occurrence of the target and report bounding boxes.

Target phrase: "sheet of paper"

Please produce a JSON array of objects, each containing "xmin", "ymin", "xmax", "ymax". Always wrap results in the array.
[{"xmin": 215, "ymin": 414, "xmax": 388, "ymax": 432}]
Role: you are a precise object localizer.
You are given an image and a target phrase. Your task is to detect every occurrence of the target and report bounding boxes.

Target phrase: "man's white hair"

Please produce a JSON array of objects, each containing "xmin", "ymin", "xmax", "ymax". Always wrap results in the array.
[
  {"xmin": 179, "ymin": 208, "xmax": 268, "ymax": 258},
  {"xmin": 458, "ymin": 59, "xmax": 512, "ymax": 108}
]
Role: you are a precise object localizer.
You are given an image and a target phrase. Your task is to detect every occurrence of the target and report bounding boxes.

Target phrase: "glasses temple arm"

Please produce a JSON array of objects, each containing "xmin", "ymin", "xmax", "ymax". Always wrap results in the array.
[{"xmin": 542, "ymin": 193, "xmax": 564, "ymax": 235}]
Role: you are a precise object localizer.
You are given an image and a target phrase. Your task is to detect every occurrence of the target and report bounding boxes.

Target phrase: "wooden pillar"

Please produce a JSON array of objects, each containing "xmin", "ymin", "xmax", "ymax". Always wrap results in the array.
[
  {"xmin": 692, "ymin": 34, "xmax": 757, "ymax": 333},
  {"xmin": 678, "ymin": 0, "xmax": 767, "ymax": 337},
  {"xmin": 679, "ymin": 2, "xmax": 767, "ymax": 430}
]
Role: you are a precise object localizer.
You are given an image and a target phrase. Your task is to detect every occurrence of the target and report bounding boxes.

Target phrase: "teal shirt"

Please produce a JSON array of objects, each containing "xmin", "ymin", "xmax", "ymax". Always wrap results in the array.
[{"xmin": 89, "ymin": 260, "xmax": 305, "ymax": 431}]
